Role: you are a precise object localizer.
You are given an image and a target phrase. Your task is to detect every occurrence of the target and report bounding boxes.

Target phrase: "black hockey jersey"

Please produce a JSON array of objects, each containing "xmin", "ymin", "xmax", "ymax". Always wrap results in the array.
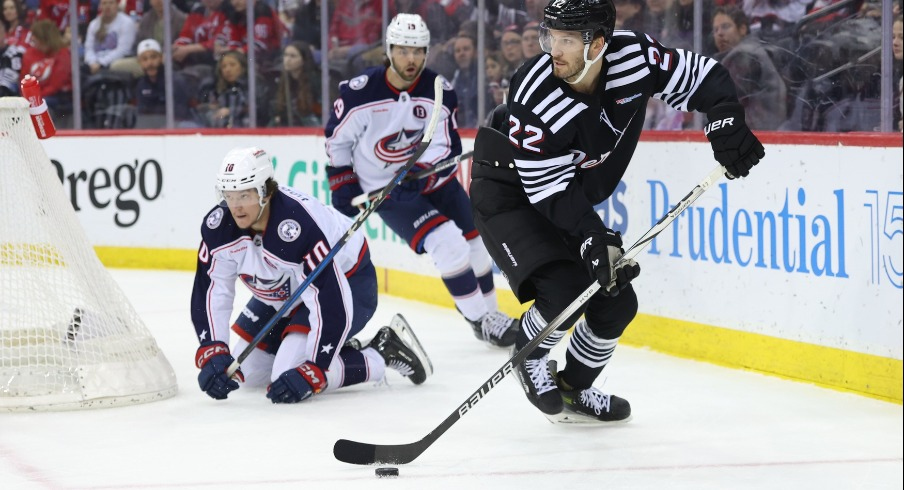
[{"xmin": 505, "ymin": 30, "xmax": 738, "ymax": 239}]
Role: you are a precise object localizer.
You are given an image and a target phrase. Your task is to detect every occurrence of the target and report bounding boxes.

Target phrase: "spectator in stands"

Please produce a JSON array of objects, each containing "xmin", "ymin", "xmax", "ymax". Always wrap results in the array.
[
  {"xmin": 112, "ymin": 0, "xmax": 188, "ymax": 78},
  {"xmin": 2, "ymin": 0, "xmax": 29, "ymax": 48},
  {"xmin": 36, "ymin": 0, "xmax": 91, "ymax": 44},
  {"xmin": 20, "ymin": 19, "xmax": 71, "ymax": 124},
  {"xmin": 614, "ymin": 0, "xmax": 645, "ymax": 31},
  {"xmin": 269, "ymin": 41, "xmax": 324, "ymax": 127},
  {"xmin": 894, "ymin": 15, "xmax": 902, "ymax": 131},
  {"xmin": 173, "ymin": 0, "xmax": 229, "ymax": 72},
  {"xmin": 84, "ymin": 0, "xmax": 137, "ymax": 75},
  {"xmin": 499, "ymin": 24, "xmax": 523, "ymax": 79},
  {"xmin": 485, "ymin": 50, "xmax": 508, "ymax": 109},
  {"xmin": 292, "ymin": 0, "xmax": 328, "ymax": 50},
  {"xmin": 712, "ymin": 6, "xmax": 787, "ymax": 130},
  {"xmin": 202, "ymin": 49, "xmax": 268, "ymax": 128},
  {"xmin": 521, "ymin": 21, "xmax": 542, "ymax": 59},
  {"xmin": 326, "ymin": 0, "xmax": 383, "ymax": 74},
  {"xmin": 134, "ymin": 38, "xmax": 200, "ymax": 127},
  {"xmin": 741, "ymin": 0, "xmax": 809, "ymax": 38},
  {"xmin": 221, "ymin": 0, "xmax": 281, "ymax": 69},
  {"xmin": 451, "ymin": 33, "xmax": 479, "ymax": 128},
  {"xmin": 396, "ymin": 0, "xmax": 468, "ymax": 45},
  {"xmin": 0, "ymin": 19, "xmax": 24, "ymax": 96},
  {"xmin": 523, "ymin": 0, "xmax": 546, "ymax": 22}
]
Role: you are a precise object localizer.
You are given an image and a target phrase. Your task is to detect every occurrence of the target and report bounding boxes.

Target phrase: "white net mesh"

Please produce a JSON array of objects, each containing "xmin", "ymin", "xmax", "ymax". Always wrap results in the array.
[{"xmin": 0, "ymin": 98, "xmax": 177, "ymax": 411}]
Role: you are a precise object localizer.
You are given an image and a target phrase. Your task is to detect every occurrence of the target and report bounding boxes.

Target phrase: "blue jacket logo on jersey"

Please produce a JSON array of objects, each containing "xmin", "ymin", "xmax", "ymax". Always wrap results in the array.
[
  {"xmin": 206, "ymin": 208, "xmax": 224, "ymax": 229},
  {"xmin": 375, "ymin": 127, "xmax": 425, "ymax": 164},
  {"xmin": 240, "ymin": 273, "xmax": 292, "ymax": 301},
  {"xmin": 277, "ymin": 219, "xmax": 301, "ymax": 242}
]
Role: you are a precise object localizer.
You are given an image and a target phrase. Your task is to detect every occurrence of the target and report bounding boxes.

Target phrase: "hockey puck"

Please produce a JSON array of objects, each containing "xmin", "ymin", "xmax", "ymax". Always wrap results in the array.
[{"xmin": 375, "ymin": 467, "xmax": 399, "ymax": 477}]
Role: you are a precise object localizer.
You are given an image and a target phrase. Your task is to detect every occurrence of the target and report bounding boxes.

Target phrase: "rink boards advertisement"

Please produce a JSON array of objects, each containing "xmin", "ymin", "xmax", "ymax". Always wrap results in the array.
[{"xmin": 38, "ymin": 132, "xmax": 902, "ymax": 402}]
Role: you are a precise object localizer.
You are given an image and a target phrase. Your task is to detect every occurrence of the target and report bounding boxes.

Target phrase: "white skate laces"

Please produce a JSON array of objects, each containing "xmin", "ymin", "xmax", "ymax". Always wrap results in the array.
[
  {"xmin": 387, "ymin": 359, "xmax": 415, "ymax": 377},
  {"xmin": 523, "ymin": 355, "xmax": 557, "ymax": 395},
  {"xmin": 578, "ymin": 388, "xmax": 612, "ymax": 415},
  {"xmin": 480, "ymin": 310, "xmax": 514, "ymax": 340}
]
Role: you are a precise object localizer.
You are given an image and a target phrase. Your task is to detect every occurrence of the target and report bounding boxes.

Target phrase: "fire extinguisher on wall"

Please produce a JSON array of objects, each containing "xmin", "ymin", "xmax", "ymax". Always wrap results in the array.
[{"xmin": 20, "ymin": 74, "xmax": 57, "ymax": 139}]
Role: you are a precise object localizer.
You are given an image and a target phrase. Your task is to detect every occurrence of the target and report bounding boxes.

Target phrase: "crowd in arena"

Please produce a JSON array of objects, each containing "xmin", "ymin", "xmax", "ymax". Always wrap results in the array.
[{"xmin": 0, "ymin": 0, "xmax": 901, "ymax": 131}]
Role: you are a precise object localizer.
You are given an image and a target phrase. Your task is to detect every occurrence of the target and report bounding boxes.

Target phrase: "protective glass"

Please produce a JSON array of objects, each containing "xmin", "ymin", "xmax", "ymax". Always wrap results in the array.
[
  {"xmin": 220, "ymin": 189, "xmax": 260, "ymax": 207},
  {"xmin": 539, "ymin": 24, "xmax": 587, "ymax": 54}
]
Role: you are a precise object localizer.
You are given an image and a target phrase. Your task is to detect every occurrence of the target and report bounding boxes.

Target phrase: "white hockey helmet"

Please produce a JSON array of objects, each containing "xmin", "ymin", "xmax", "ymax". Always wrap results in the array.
[
  {"xmin": 216, "ymin": 146, "xmax": 274, "ymax": 206},
  {"xmin": 385, "ymin": 13, "xmax": 431, "ymax": 71}
]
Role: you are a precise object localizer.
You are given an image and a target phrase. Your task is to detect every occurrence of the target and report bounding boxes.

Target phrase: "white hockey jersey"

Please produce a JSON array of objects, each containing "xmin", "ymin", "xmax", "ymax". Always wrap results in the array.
[
  {"xmin": 190, "ymin": 186, "xmax": 369, "ymax": 368},
  {"xmin": 324, "ymin": 66, "xmax": 463, "ymax": 193}
]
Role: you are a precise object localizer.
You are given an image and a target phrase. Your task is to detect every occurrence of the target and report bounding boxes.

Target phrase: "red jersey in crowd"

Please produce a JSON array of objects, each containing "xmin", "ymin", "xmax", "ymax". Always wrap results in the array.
[{"xmin": 21, "ymin": 46, "xmax": 72, "ymax": 96}]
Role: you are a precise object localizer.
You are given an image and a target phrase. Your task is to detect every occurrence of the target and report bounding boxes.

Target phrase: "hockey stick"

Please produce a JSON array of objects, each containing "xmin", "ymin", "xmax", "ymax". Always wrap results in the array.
[
  {"xmin": 349, "ymin": 151, "xmax": 475, "ymax": 207},
  {"xmin": 332, "ymin": 164, "xmax": 727, "ymax": 465},
  {"xmin": 225, "ymin": 77, "xmax": 444, "ymax": 377}
]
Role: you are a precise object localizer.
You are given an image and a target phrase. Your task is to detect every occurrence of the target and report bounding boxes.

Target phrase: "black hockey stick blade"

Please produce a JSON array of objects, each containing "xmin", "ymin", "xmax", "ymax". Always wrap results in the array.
[{"xmin": 332, "ymin": 164, "xmax": 727, "ymax": 465}]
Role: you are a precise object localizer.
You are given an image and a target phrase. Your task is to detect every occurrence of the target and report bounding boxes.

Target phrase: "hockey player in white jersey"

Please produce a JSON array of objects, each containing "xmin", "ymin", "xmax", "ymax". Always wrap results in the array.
[
  {"xmin": 324, "ymin": 13, "xmax": 519, "ymax": 348},
  {"xmin": 190, "ymin": 146, "xmax": 432, "ymax": 402}
]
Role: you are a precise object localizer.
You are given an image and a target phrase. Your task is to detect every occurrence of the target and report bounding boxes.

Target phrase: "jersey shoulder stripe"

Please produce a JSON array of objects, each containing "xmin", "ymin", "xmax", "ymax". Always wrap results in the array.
[{"xmin": 510, "ymin": 55, "xmax": 589, "ymax": 135}]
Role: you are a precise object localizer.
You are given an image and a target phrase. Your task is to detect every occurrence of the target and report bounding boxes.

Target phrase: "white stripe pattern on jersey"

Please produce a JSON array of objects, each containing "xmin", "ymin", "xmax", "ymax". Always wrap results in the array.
[
  {"xmin": 513, "ymin": 57, "xmax": 552, "ymax": 104},
  {"xmin": 567, "ymin": 319, "xmax": 619, "ymax": 368},
  {"xmin": 654, "ymin": 48, "xmax": 717, "ymax": 111},
  {"xmin": 604, "ymin": 42, "xmax": 651, "ymax": 91},
  {"xmin": 521, "ymin": 306, "xmax": 566, "ymax": 351},
  {"xmin": 515, "ymin": 153, "xmax": 575, "ymax": 203}
]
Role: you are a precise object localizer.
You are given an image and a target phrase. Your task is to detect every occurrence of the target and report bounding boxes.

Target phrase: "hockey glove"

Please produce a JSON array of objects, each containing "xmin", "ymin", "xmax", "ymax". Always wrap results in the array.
[
  {"xmin": 266, "ymin": 362, "xmax": 328, "ymax": 404},
  {"xmin": 579, "ymin": 229, "xmax": 641, "ymax": 296},
  {"xmin": 326, "ymin": 165, "xmax": 364, "ymax": 217},
  {"xmin": 196, "ymin": 341, "xmax": 244, "ymax": 400},
  {"xmin": 704, "ymin": 102, "xmax": 765, "ymax": 179}
]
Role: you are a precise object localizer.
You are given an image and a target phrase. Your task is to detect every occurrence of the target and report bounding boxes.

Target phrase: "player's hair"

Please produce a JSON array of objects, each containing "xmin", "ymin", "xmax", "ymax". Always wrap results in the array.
[{"xmin": 264, "ymin": 178, "xmax": 278, "ymax": 198}]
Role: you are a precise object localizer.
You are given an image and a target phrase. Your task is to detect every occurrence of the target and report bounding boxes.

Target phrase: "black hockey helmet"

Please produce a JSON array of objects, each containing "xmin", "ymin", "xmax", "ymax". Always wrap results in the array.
[{"xmin": 543, "ymin": 0, "xmax": 616, "ymax": 42}]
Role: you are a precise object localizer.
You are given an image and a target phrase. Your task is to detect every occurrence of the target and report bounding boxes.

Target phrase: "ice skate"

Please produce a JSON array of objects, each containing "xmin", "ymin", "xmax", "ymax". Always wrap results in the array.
[
  {"xmin": 513, "ymin": 348, "xmax": 563, "ymax": 415},
  {"xmin": 466, "ymin": 310, "xmax": 520, "ymax": 347},
  {"xmin": 368, "ymin": 314, "xmax": 433, "ymax": 385},
  {"xmin": 545, "ymin": 361, "xmax": 632, "ymax": 424}
]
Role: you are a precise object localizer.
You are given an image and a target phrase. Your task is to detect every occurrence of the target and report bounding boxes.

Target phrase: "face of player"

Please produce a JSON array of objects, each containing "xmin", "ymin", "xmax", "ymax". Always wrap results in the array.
[
  {"xmin": 230, "ymin": 0, "xmax": 246, "ymax": 12},
  {"xmin": 220, "ymin": 55, "xmax": 244, "ymax": 83},
  {"xmin": 712, "ymin": 14, "xmax": 745, "ymax": 53},
  {"xmin": 223, "ymin": 189, "xmax": 265, "ymax": 229},
  {"xmin": 894, "ymin": 20, "xmax": 903, "ymax": 61},
  {"xmin": 390, "ymin": 46, "xmax": 426, "ymax": 82},
  {"xmin": 138, "ymin": 50, "xmax": 163, "ymax": 77},
  {"xmin": 283, "ymin": 45, "xmax": 303, "ymax": 74},
  {"xmin": 543, "ymin": 29, "xmax": 589, "ymax": 81},
  {"xmin": 3, "ymin": 0, "xmax": 16, "ymax": 24}
]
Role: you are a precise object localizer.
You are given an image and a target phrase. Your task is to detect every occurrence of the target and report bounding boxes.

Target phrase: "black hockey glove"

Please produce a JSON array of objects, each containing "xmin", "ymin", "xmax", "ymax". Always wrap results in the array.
[
  {"xmin": 326, "ymin": 165, "xmax": 364, "ymax": 217},
  {"xmin": 579, "ymin": 229, "xmax": 641, "ymax": 296},
  {"xmin": 195, "ymin": 341, "xmax": 243, "ymax": 400},
  {"xmin": 267, "ymin": 362, "xmax": 327, "ymax": 404},
  {"xmin": 705, "ymin": 102, "xmax": 765, "ymax": 179}
]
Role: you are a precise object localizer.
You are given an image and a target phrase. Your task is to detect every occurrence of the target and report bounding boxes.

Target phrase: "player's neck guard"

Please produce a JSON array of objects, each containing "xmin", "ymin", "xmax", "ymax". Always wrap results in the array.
[{"xmin": 566, "ymin": 41, "xmax": 608, "ymax": 86}]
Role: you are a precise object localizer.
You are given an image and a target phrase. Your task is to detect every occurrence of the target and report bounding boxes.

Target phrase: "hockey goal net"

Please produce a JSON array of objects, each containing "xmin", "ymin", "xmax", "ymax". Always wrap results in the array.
[{"xmin": 0, "ymin": 98, "xmax": 177, "ymax": 411}]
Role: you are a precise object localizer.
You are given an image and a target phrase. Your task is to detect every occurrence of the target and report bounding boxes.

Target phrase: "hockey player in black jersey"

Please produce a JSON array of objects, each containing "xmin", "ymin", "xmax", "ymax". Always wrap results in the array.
[{"xmin": 470, "ymin": 0, "xmax": 764, "ymax": 423}]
